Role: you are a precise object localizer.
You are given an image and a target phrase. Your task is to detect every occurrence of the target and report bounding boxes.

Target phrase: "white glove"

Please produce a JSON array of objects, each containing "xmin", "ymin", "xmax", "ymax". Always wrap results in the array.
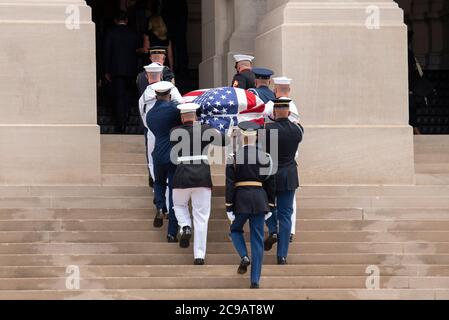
[
  {"xmin": 227, "ymin": 211, "xmax": 235, "ymax": 223},
  {"xmin": 265, "ymin": 212, "xmax": 273, "ymax": 221}
]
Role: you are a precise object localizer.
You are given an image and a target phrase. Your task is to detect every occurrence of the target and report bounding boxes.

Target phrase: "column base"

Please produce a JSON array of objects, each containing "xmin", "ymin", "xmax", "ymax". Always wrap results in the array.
[
  {"xmin": 300, "ymin": 126, "xmax": 415, "ymax": 185},
  {"xmin": 0, "ymin": 125, "xmax": 101, "ymax": 185}
]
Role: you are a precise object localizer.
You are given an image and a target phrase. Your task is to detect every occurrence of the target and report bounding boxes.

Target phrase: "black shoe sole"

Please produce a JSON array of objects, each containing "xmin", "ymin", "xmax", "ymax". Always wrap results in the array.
[
  {"xmin": 194, "ymin": 260, "xmax": 205, "ymax": 265},
  {"xmin": 264, "ymin": 237, "xmax": 277, "ymax": 251},
  {"xmin": 153, "ymin": 216, "xmax": 164, "ymax": 228},
  {"xmin": 179, "ymin": 233, "xmax": 192, "ymax": 248},
  {"xmin": 237, "ymin": 260, "xmax": 250, "ymax": 275}
]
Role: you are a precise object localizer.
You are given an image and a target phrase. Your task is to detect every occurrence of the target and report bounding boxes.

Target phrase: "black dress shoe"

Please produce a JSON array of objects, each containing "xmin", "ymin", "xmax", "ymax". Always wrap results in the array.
[
  {"xmin": 250, "ymin": 283, "xmax": 260, "ymax": 289},
  {"xmin": 194, "ymin": 258, "xmax": 205, "ymax": 265},
  {"xmin": 264, "ymin": 233, "xmax": 278, "ymax": 251},
  {"xmin": 277, "ymin": 257, "xmax": 287, "ymax": 265},
  {"xmin": 290, "ymin": 234, "xmax": 294, "ymax": 243},
  {"xmin": 180, "ymin": 226, "xmax": 192, "ymax": 248},
  {"xmin": 153, "ymin": 209, "xmax": 166, "ymax": 228},
  {"xmin": 237, "ymin": 256, "xmax": 251, "ymax": 274},
  {"xmin": 167, "ymin": 234, "xmax": 178, "ymax": 243}
]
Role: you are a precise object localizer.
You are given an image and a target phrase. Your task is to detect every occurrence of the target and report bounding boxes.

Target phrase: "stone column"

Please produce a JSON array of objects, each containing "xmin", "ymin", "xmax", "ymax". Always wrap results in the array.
[
  {"xmin": 199, "ymin": 0, "xmax": 233, "ymax": 88},
  {"xmin": 0, "ymin": 0, "xmax": 101, "ymax": 185},
  {"xmin": 225, "ymin": 0, "xmax": 267, "ymax": 84},
  {"xmin": 255, "ymin": 0, "xmax": 415, "ymax": 185}
]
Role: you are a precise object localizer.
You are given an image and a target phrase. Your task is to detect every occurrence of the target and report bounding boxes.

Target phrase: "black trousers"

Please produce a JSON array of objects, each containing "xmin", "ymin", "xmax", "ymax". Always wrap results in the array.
[{"xmin": 112, "ymin": 75, "xmax": 135, "ymax": 130}]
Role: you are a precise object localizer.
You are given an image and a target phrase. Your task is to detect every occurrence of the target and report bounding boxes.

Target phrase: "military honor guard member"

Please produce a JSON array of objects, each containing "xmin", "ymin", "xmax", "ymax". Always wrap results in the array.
[
  {"xmin": 264, "ymin": 77, "xmax": 300, "ymax": 123},
  {"xmin": 226, "ymin": 121, "xmax": 276, "ymax": 289},
  {"xmin": 264, "ymin": 77, "xmax": 300, "ymax": 242},
  {"xmin": 146, "ymin": 81, "xmax": 182, "ymax": 242},
  {"xmin": 138, "ymin": 63, "xmax": 183, "ymax": 182},
  {"xmin": 231, "ymin": 54, "xmax": 256, "ymax": 90},
  {"xmin": 137, "ymin": 46, "xmax": 176, "ymax": 97},
  {"xmin": 248, "ymin": 68, "xmax": 276, "ymax": 103},
  {"xmin": 171, "ymin": 103, "xmax": 228, "ymax": 265},
  {"xmin": 264, "ymin": 99, "xmax": 304, "ymax": 264}
]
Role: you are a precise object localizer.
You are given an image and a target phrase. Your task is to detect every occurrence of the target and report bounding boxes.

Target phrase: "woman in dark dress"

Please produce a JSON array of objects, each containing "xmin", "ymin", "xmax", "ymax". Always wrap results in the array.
[{"xmin": 141, "ymin": 15, "xmax": 174, "ymax": 70}]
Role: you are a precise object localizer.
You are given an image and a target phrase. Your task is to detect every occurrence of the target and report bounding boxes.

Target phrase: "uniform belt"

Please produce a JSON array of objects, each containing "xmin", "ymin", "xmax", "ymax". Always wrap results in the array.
[
  {"xmin": 235, "ymin": 181, "xmax": 263, "ymax": 188},
  {"xmin": 177, "ymin": 155, "xmax": 208, "ymax": 162}
]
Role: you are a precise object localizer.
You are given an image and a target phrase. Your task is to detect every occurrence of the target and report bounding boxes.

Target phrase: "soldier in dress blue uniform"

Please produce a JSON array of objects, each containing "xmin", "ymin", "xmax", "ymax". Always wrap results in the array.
[
  {"xmin": 264, "ymin": 99, "xmax": 304, "ymax": 265},
  {"xmin": 136, "ymin": 46, "xmax": 176, "ymax": 97},
  {"xmin": 248, "ymin": 68, "xmax": 276, "ymax": 104},
  {"xmin": 226, "ymin": 121, "xmax": 276, "ymax": 289},
  {"xmin": 231, "ymin": 55, "xmax": 256, "ymax": 90},
  {"xmin": 171, "ymin": 103, "xmax": 228, "ymax": 265},
  {"xmin": 146, "ymin": 81, "xmax": 182, "ymax": 242}
]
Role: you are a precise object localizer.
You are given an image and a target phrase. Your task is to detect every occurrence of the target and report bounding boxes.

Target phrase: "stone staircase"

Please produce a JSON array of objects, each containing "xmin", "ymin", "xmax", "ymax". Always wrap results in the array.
[{"xmin": 1, "ymin": 135, "xmax": 449, "ymax": 299}]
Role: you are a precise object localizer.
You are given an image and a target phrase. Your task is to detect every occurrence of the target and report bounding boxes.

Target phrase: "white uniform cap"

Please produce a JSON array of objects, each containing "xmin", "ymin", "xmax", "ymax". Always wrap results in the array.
[
  {"xmin": 273, "ymin": 77, "xmax": 292, "ymax": 85},
  {"xmin": 178, "ymin": 103, "xmax": 200, "ymax": 114},
  {"xmin": 233, "ymin": 54, "xmax": 255, "ymax": 63},
  {"xmin": 150, "ymin": 81, "xmax": 174, "ymax": 95},
  {"xmin": 144, "ymin": 63, "xmax": 164, "ymax": 73}
]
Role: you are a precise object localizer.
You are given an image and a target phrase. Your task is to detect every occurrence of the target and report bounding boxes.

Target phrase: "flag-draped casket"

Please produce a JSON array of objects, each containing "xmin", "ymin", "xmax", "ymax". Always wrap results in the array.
[{"xmin": 183, "ymin": 87, "xmax": 266, "ymax": 133}]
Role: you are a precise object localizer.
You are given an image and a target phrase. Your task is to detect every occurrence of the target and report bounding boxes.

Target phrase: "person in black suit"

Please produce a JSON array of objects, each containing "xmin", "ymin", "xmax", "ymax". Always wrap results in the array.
[{"xmin": 103, "ymin": 11, "xmax": 140, "ymax": 133}]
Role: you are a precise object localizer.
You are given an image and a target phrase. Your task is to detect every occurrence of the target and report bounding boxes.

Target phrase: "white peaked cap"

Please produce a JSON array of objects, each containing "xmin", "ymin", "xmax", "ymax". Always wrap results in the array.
[
  {"xmin": 150, "ymin": 81, "xmax": 174, "ymax": 94},
  {"xmin": 233, "ymin": 54, "xmax": 255, "ymax": 63},
  {"xmin": 144, "ymin": 63, "xmax": 164, "ymax": 73},
  {"xmin": 273, "ymin": 77, "xmax": 292, "ymax": 85},
  {"xmin": 177, "ymin": 103, "xmax": 200, "ymax": 114}
]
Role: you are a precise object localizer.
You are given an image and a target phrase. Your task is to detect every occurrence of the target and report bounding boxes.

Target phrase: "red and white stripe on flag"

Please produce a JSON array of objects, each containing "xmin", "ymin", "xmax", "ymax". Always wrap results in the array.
[{"xmin": 182, "ymin": 87, "xmax": 266, "ymax": 125}]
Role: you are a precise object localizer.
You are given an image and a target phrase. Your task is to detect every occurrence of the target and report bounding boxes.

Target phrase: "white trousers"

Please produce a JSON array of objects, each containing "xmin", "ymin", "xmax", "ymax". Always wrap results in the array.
[
  {"xmin": 146, "ymin": 130, "xmax": 155, "ymax": 180},
  {"xmin": 291, "ymin": 196, "xmax": 297, "ymax": 235},
  {"xmin": 173, "ymin": 188, "xmax": 212, "ymax": 259}
]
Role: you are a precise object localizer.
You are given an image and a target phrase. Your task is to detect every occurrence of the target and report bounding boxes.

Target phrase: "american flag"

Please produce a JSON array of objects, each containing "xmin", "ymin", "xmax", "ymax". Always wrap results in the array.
[{"xmin": 183, "ymin": 87, "xmax": 266, "ymax": 133}]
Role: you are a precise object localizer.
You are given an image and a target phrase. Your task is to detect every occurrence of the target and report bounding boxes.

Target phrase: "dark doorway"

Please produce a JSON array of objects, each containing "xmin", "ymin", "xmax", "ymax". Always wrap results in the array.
[
  {"xmin": 86, "ymin": 0, "xmax": 201, "ymax": 134},
  {"xmin": 395, "ymin": 0, "xmax": 449, "ymax": 134}
]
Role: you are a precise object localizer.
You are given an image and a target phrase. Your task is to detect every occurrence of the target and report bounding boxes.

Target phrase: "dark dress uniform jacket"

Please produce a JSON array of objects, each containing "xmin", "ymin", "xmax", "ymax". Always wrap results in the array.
[
  {"xmin": 146, "ymin": 100, "xmax": 182, "ymax": 165},
  {"xmin": 170, "ymin": 123, "xmax": 227, "ymax": 189},
  {"xmin": 265, "ymin": 119, "xmax": 304, "ymax": 192},
  {"xmin": 232, "ymin": 70, "xmax": 256, "ymax": 90},
  {"xmin": 226, "ymin": 145, "xmax": 276, "ymax": 215},
  {"xmin": 103, "ymin": 25, "xmax": 139, "ymax": 77},
  {"xmin": 249, "ymin": 86, "xmax": 276, "ymax": 104},
  {"xmin": 136, "ymin": 67, "xmax": 175, "ymax": 97}
]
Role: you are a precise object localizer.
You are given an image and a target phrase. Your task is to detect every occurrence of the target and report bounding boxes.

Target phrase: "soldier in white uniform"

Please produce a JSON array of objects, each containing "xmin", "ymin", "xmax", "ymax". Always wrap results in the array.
[
  {"xmin": 138, "ymin": 63, "xmax": 183, "ymax": 181},
  {"xmin": 170, "ymin": 103, "xmax": 227, "ymax": 265},
  {"xmin": 264, "ymin": 77, "xmax": 300, "ymax": 244}
]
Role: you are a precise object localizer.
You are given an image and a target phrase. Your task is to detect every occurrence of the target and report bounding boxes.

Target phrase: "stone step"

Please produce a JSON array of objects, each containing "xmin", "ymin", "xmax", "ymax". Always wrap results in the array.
[
  {"xmin": 101, "ymin": 153, "xmax": 147, "ymax": 165},
  {"xmin": 5, "ymin": 196, "xmax": 449, "ymax": 209},
  {"xmin": 2, "ymin": 185, "xmax": 449, "ymax": 198},
  {"xmin": 363, "ymin": 209, "xmax": 449, "ymax": 221},
  {"xmin": 0, "ymin": 253, "xmax": 448, "ymax": 266},
  {"xmin": 415, "ymin": 163, "xmax": 449, "ymax": 174},
  {"xmin": 4, "ymin": 264, "xmax": 449, "ymax": 278},
  {"xmin": 416, "ymin": 174, "xmax": 449, "ymax": 185},
  {"xmin": 0, "ymin": 186, "xmax": 150, "ymax": 197},
  {"xmin": 0, "ymin": 275, "xmax": 440, "ymax": 290},
  {"xmin": 0, "ymin": 208, "xmax": 363, "ymax": 220},
  {"xmin": 0, "ymin": 288, "xmax": 441, "ymax": 300},
  {"xmin": 3, "ymin": 242, "xmax": 449, "ymax": 255},
  {"xmin": 414, "ymin": 153, "xmax": 449, "ymax": 163},
  {"xmin": 102, "ymin": 164, "xmax": 149, "ymax": 175},
  {"xmin": 2, "ymin": 230, "xmax": 449, "ymax": 243},
  {"xmin": 3, "ymin": 219, "xmax": 449, "ymax": 232}
]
